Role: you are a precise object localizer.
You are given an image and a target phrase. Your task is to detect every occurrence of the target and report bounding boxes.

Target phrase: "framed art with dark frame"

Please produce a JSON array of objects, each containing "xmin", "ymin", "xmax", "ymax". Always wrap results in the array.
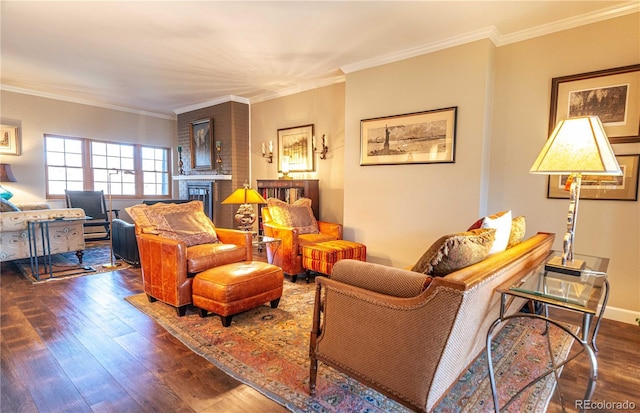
[
  {"xmin": 548, "ymin": 154, "xmax": 639, "ymax": 201},
  {"xmin": 0, "ymin": 122, "xmax": 20, "ymax": 155},
  {"xmin": 360, "ymin": 107, "xmax": 457, "ymax": 166},
  {"xmin": 190, "ymin": 118, "xmax": 213, "ymax": 170},
  {"xmin": 549, "ymin": 64, "xmax": 640, "ymax": 144},
  {"xmin": 277, "ymin": 124, "xmax": 315, "ymax": 173}
]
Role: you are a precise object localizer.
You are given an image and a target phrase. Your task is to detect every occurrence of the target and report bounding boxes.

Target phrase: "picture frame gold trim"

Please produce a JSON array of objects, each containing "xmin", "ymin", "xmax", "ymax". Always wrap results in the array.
[
  {"xmin": 360, "ymin": 107, "xmax": 457, "ymax": 166},
  {"xmin": 0, "ymin": 122, "xmax": 21, "ymax": 156},
  {"xmin": 190, "ymin": 118, "xmax": 213, "ymax": 170},
  {"xmin": 549, "ymin": 65, "xmax": 640, "ymax": 144},
  {"xmin": 547, "ymin": 154, "xmax": 639, "ymax": 201},
  {"xmin": 277, "ymin": 124, "xmax": 315, "ymax": 173}
]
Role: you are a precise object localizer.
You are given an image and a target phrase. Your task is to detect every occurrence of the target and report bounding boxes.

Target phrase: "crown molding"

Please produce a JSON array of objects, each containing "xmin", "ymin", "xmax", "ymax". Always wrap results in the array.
[
  {"xmin": 0, "ymin": 84, "xmax": 177, "ymax": 120},
  {"xmin": 173, "ymin": 95, "xmax": 250, "ymax": 115},
  {"xmin": 496, "ymin": 1, "xmax": 640, "ymax": 46},
  {"xmin": 341, "ymin": 26, "xmax": 501, "ymax": 74},
  {"xmin": 341, "ymin": 2, "xmax": 639, "ymax": 74},
  {"xmin": 248, "ymin": 75, "xmax": 346, "ymax": 104}
]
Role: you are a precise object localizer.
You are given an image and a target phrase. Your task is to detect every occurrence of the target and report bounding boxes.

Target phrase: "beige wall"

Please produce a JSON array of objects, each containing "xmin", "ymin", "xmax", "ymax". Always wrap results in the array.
[
  {"xmin": 343, "ymin": 14, "xmax": 639, "ymax": 322},
  {"xmin": 491, "ymin": 14, "xmax": 640, "ymax": 319},
  {"xmin": 0, "ymin": 90, "xmax": 177, "ymax": 213},
  {"xmin": 344, "ymin": 39, "xmax": 496, "ymax": 266},
  {"xmin": 250, "ymin": 83, "xmax": 345, "ymax": 224}
]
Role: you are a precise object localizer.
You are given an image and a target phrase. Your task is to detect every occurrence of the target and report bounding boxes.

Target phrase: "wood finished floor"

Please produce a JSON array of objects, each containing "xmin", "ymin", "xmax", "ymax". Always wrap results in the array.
[{"xmin": 1, "ymin": 253, "xmax": 639, "ymax": 412}]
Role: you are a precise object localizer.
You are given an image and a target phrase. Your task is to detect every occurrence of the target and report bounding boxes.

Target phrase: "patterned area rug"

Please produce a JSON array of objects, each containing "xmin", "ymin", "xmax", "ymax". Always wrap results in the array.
[
  {"xmin": 13, "ymin": 242, "xmax": 131, "ymax": 283},
  {"xmin": 125, "ymin": 281, "xmax": 576, "ymax": 413}
]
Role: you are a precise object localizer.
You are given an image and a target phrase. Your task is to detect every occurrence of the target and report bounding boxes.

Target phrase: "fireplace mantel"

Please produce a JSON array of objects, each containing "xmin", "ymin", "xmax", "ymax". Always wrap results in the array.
[{"xmin": 172, "ymin": 174, "xmax": 232, "ymax": 181}]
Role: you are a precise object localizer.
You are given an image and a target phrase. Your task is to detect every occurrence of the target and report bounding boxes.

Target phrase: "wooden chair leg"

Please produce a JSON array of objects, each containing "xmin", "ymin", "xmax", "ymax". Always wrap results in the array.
[
  {"xmin": 270, "ymin": 298, "xmax": 281, "ymax": 309},
  {"xmin": 220, "ymin": 315, "xmax": 232, "ymax": 327},
  {"xmin": 290, "ymin": 274, "xmax": 298, "ymax": 283},
  {"xmin": 75, "ymin": 250, "xmax": 84, "ymax": 264},
  {"xmin": 176, "ymin": 305, "xmax": 187, "ymax": 317},
  {"xmin": 198, "ymin": 308, "xmax": 208, "ymax": 318},
  {"xmin": 146, "ymin": 294, "xmax": 157, "ymax": 303}
]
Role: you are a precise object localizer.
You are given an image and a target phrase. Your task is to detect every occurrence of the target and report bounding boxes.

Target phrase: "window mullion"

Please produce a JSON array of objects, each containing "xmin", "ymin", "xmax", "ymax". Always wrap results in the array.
[{"xmin": 83, "ymin": 139, "xmax": 94, "ymax": 191}]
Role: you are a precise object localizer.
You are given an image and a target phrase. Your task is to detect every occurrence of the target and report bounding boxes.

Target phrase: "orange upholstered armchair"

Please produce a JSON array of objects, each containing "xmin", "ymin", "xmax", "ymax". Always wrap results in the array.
[
  {"xmin": 261, "ymin": 200, "xmax": 342, "ymax": 282},
  {"xmin": 127, "ymin": 201, "xmax": 252, "ymax": 316}
]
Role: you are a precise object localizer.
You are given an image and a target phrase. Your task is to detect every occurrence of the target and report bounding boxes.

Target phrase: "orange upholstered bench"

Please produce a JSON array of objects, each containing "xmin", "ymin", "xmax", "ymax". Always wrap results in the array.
[
  {"xmin": 301, "ymin": 240, "xmax": 367, "ymax": 282},
  {"xmin": 192, "ymin": 261, "xmax": 284, "ymax": 327}
]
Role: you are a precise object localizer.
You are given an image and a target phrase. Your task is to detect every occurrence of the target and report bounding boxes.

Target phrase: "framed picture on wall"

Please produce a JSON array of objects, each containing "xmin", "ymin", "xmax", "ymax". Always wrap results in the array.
[
  {"xmin": 0, "ymin": 123, "xmax": 20, "ymax": 155},
  {"xmin": 360, "ymin": 107, "xmax": 457, "ymax": 166},
  {"xmin": 277, "ymin": 124, "xmax": 315, "ymax": 173},
  {"xmin": 190, "ymin": 118, "xmax": 213, "ymax": 170},
  {"xmin": 548, "ymin": 154, "xmax": 639, "ymax": 201},
  {"xmin": 549, "ymin": 64, "xmax": 640, "ymax": 144}
]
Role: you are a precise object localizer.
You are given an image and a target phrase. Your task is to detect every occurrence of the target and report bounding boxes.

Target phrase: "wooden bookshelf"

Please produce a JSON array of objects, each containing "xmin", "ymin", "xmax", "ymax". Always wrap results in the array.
[{"xmin": 256, "ymin": 179, "xmax": 319, "ymax": 233}]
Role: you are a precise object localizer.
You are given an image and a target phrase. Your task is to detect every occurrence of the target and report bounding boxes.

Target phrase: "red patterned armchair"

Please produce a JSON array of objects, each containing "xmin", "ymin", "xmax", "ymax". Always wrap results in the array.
[{"xmin": 261, "ymin": 198, "xmax": 342, "ymax": 282}]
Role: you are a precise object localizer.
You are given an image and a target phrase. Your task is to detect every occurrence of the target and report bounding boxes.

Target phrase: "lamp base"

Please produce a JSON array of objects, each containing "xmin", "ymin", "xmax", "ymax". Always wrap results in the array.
[
  {"xmin": 234, "ymin": 204, "xmax": 257, "ymax": 231},
  {"xmin": 544, "ymin": 255, "xmax": 586, "ymax": 276},
  {"xmin": 103, "ymin": 262, "xmax": 122, "ymax": 269}
]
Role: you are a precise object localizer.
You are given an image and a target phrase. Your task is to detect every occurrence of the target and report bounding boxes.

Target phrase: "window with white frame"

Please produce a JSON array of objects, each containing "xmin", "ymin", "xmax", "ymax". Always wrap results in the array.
[{"xmin": 44, "ymin": 135, "xmax": 170, "ymax": 198}]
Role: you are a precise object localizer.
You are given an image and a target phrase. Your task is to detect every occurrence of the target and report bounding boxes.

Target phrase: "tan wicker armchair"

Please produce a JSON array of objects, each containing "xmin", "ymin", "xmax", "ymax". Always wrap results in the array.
[{"xmin": 309, "ymin": 232, "xmax": 555, "ymax": 412}]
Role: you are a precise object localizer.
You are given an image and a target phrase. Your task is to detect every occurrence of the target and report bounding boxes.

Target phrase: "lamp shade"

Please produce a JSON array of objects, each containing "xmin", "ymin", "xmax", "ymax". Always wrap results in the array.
[
  {"xmin": 0, "ymin": 164, "xmax": 17, "ymax": 182},
  {"xmin": 530, "ymin": 116, "xmax": 621, "ymax": 176},
  {"xmin": 222, "ymin": 186, "xmax": 267, "ymax": 205}
]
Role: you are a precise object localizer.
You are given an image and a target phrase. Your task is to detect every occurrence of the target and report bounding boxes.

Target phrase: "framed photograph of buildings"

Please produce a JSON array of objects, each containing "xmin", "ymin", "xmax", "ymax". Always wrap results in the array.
[
  {"xmin": 547, "ymin": 154, "xmax": 639, "ymax": 201},
  {"xmin": 360, "ymin": 107, "xmax": 457, "ymax": 166},
  {"xmin": 277, "ymin": 124, "xmax": 315, "ymax": 173},
  {"xmin": 0, "ymin": 123, "xmax": 20, "ymax": 155},
  {"xmin": 190, "ymin": 118, "xmax": 213, "ymax": 170},
  {"xmin": 549, "ymin": 64, "xmax": 640, "ymax": 144}
]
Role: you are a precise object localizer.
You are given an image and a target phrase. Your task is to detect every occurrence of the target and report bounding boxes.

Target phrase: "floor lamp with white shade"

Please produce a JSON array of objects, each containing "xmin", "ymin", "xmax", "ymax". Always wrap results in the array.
[{"xmin": 104, "ymin": 169, "xmax": 134, "ymax": 269}]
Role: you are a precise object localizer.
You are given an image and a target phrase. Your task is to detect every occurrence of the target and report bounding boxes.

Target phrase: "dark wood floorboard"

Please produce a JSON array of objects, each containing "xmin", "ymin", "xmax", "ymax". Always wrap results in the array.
[{"xmin": 1, "ymin": 249, "xmax": 638, "ymax": 412}]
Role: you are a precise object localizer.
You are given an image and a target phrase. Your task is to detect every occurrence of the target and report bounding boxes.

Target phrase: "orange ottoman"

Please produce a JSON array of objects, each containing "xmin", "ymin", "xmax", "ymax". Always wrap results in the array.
[
  {"xmin": 301, "ymin": 240, "xmax": 367, "ymax": 282},
  {"xmin": 192, "ymin": 261, "xmax": 284, "ymax": 327}
]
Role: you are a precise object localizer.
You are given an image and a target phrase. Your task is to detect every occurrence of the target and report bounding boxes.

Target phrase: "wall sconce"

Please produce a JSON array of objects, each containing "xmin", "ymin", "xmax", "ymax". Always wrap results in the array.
[
  {"xmin": 216, "ymin": 141, "xmax": 223, "ymax": 174},
  {"xmin": 313, "ymin": 134, "xmax": 328, "ymax": 160},
  {"xmin": 176, "ymin": 146, "xmax": 185, "ymax": 175},
  {"xmin": 261, "ymin": 140, "xmax": 273, "ymax": 163}
]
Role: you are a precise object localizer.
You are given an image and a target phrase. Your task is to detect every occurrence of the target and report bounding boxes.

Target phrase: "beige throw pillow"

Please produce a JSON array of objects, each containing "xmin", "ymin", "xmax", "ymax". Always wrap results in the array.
[
  {"xmin": 267, "ymin": 197, "xmax": 319, "ymax": 234},
  {"xmin": 411, "ymin": 228, "xmax": 496, "ymax": 276},
  {"xmin": 508, "ymin": 215, "xmax": 526, "ymax": 248},
  {"xmin": 126, "ymin": 200, "xmax": 218, "ymax": 246}
]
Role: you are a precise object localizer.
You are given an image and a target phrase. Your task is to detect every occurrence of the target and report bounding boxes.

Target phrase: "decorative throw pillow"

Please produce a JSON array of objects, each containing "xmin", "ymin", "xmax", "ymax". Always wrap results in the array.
[
  {"xmin": 126, "ymin": 200, "xmax": 218, "ymax": 246},
  {"xmin": 267, "ymin": 197, "xmax": 319, "ymax": 234},
  {"xmin": 0, "ymin": 198, "xmax": 20, "ymax": 212},
  {"xmin": 411, "ymin": 228, "xmax": 496, "ymax": 277},
  {"xmin": 468, "ymin": 210, "xmax": 512, "ymax": 255},
  {"xmin": 146, "ymin": 209, "xmax": 218, "ymax": 246},
  {"xmin": 507, "ymin": 215, "xmax": 526, "ymax": 248}
]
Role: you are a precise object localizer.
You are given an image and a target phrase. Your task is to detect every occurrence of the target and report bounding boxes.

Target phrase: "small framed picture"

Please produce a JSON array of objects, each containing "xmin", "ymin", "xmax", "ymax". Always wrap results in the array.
[
  {"xmin": 0, "ymin": 123, "xmax": 21, "ymax": 155},
  {"xmin": 190, "ymin": 118, "xmax": 213, "ymax": 170},
  {"xmin": 360, "ymin": 107, "xmax": 457, "ymax": 166},
  {"xmin": 277, "ymin": 124, "xmax": 315, "ymax": 173},
  {"xmin": 549, "ymin": 65, "xmax": 640, "ymax": 144},
  {"xmin": 548, "ymin": 154, "xmax": 639, "ymax": 201}
]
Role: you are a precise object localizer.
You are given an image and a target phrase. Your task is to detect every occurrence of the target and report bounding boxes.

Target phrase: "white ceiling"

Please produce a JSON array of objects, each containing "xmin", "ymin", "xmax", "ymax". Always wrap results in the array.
[{"xmin": 1, "ymin": 1, "xmax": 637, "ymax": 118}]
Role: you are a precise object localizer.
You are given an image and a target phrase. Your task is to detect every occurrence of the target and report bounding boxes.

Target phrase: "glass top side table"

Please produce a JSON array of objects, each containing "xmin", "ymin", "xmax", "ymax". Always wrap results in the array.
[
  {"xmin": 252, "ymin": 235, "xmax": 281, "ymax": 264},
  {"xmin": 486, "ymin": 251, "xmax": 609, "ymax": 412},
  {"xmin": 505, "ymin": 250, "xmax": 609, "ymax": 350}
]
